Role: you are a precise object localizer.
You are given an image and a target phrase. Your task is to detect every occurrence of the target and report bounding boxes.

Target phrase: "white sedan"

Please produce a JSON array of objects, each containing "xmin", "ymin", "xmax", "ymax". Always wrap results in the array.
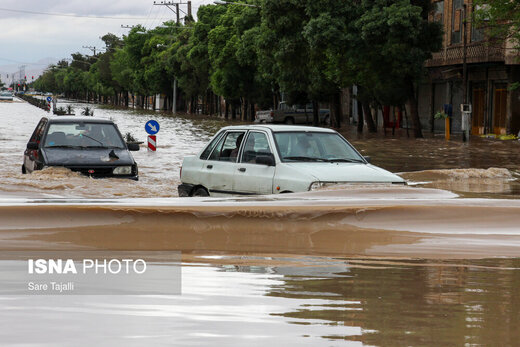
[{"xmin": 178, "ymin": 125, "xmax": 405, "ymax": 197}]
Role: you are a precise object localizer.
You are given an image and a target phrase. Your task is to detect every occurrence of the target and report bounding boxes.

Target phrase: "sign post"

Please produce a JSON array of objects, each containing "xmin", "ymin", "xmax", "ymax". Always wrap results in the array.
[
  {"xmin": 46, "ymin": 96, "xmax": 52, "ymax": 112},
  {"xmin": 145, "ymin": 120, "xmax": 160, "ymax": 152}
]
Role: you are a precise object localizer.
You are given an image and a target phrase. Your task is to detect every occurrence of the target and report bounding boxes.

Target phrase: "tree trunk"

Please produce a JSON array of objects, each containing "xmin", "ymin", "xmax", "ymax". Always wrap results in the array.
[
  {"xmin": 225, "ymin": 99, "xmax": 229, "ymax": 119},
  {"xmin": 407, "ymin": 80, "xmax": 423, "ymax": 138},
  {"xmin": 362, "ymin": 102, "xmax": 377, "ymax": 133},
  {"xmin": 330, "ymin": 91, "xmax": 342, "ymax": 128},
  {"xmin": 250, "ymin": 102, "xmax": 255, "ymax": 122},
  {"xmin": 242, "ymin": 99, "xmax": 248, "ymax": 121},
  {"xmin": 312, "ymin": 100, "xmax": 319, "ymax": 126},
  {"xmin": 357, "ymin": 99, "xmax": 364, "ymax": 133}
]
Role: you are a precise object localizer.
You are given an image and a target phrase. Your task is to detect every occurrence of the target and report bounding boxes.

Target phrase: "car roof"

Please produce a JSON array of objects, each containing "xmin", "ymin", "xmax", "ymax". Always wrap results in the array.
[
  {"xmin": 47, "ymin": 116, "xmax": 115, "ymax": 124},
  {"xmin": 218, "ymin": 124, "xmax": 336, "ymax": 133}
]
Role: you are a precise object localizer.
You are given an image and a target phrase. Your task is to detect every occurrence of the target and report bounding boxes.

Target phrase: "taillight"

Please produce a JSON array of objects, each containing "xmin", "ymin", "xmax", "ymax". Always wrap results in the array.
[{"xmin": 270, "ymin": 111, "xmax": 274, "ymax": 117}]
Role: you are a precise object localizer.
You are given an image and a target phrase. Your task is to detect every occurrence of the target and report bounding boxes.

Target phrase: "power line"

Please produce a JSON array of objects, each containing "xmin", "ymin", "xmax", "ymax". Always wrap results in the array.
[
  {"xmin": 0, "ymin": 57, "xmax": 49, "ymax": 65},
  {"xmin": 0, "ymin": 7, "xmax": 171, "ymax": 20}
]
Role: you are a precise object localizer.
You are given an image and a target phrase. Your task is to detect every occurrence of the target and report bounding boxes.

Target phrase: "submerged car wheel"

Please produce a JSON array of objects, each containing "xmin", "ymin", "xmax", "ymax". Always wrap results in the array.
[
  {"xmin": 21, "ymin": 165, "xmax": 26, "ymax": 174},
  {"xmin": 192, "ymin": 187, "xmax": 209, "ymax": 197},
  {"xmin": 284, "ymin": 117, "xmax": 295, "ymax": 125}
]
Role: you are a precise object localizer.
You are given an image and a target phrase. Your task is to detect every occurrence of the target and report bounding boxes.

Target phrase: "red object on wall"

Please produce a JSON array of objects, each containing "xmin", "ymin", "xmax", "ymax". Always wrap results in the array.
[{"xmin": 383, "ymin": 106, "xmax": 402, "ymax": 128}]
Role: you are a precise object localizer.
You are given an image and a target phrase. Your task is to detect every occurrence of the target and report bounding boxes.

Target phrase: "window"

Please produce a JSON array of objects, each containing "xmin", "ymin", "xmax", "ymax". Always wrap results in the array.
[
  {"xmin": 43, "ymin": 123, "xmax": 125, "ymax": 148},
  {"xmin": 30, "ymin": 119, "xmax": 47, "ymax": 143},
  {"xmin": 434, "ymin": 1, "xmax": 444, "ymax": 24},
  {"xmin": 471, "ymin": 5, "xmax": 485, "ymax": 42},
  {"xmin": 200, "ymin": 132, "xmax": 224, "ymax": 160},
  {"xmin": 451, "ymin": 0, "xmax": 463, "ymax": 44},
  {"xmin": 208, "ymin": 131, "xmax": 245, "ymax": 162},
  {"xmin": 240, "ymin": 132, "xmax": 272, "ymax": 164},
  {"xmin": 273, "ymin": 132, "xmax": 363, "ymax": 162}
]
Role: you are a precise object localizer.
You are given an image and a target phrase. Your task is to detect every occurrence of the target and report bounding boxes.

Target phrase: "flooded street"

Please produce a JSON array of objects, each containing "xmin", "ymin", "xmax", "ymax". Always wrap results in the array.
[
  {"xmin": 1, "ymin": 98, "xmax": 520, "ymax": 346},
  {"xmin": 1, "ymin": 98, "xmax": 519, "ymax": 199},
  {"xmin": 0, "ymin": 98, "xmax": 222, "ymax": 198}
]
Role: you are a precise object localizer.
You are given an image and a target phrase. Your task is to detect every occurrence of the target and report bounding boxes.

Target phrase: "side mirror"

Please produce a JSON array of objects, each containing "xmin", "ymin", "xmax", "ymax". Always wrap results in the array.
[
  {"xmin": 256, "ymin": 154, "xmax": 275, "ymax": 166},
  {"xmin": 127, "ymin": 143, "xmax": 140, "ymax": 151},
  {"xmin": 364, "ymin": 156, "xmax": 371, "ymax": 164},
  {"xmin": 27, "ymin": 142, "xmax": 39, "ymax": 150}
]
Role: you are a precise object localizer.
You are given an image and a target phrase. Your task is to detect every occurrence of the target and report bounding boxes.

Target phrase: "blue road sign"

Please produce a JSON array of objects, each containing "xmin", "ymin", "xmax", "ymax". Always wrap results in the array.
[
  {"xmin": 46, "ymin": 96, "xmax": 52, "ymax": 102},
  {"xmin": 145, "ymin": 120, "xmax": 160, "ymax": 135}
]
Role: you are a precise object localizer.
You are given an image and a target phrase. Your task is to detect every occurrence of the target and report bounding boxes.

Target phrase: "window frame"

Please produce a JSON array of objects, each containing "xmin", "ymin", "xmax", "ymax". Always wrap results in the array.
[
  {"xmin": 207, "ymin": 131, "xmax": 246, "ymax": 163},
  {"xmin": 238, "ymin": 130, "xmax": 274, "ymax": 165},
  {"xmin": 271, "ymin": 131, "xmax": 366, "ymax": 163},
  {"xmin": 200, "ymin": 131, "xmax": 225, "ymax": 160}
]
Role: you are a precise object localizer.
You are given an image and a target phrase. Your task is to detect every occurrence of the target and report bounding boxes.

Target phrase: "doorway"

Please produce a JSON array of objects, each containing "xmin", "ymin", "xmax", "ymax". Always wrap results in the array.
[
  {"xmin": 493, "ymin": 87, "xmax": 507, "ymax": 135},
  {"xmin": 471, "ymin": 87, "xmax": 485, "ymax": 135}
]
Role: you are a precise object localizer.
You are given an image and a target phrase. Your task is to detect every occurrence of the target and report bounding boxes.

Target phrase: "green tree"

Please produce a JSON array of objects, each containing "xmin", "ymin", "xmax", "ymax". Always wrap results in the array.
[
  {"xmin": 474, "ymin": 0, "xmax": 520, "ymax": 52},
  {"xmin": 304, "ymin": 0, "xmax": 441, "ymax": 136}
]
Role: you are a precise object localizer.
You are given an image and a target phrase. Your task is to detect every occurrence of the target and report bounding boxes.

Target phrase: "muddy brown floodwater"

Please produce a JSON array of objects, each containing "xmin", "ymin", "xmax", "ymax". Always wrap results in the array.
[{"xmin": 0, "ymin": 98, "xmax": 519, "ymax": 346}]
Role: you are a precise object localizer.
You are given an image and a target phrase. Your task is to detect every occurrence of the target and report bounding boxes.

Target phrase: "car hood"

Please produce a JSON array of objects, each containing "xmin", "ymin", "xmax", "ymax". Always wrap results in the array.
[
  {"xmin": 283, "ymin": 162, "xmax": 404, "ymax": 183},
  {"xmin": 42, "ymin": 148, "xmax": 135, "ymax": 166}
]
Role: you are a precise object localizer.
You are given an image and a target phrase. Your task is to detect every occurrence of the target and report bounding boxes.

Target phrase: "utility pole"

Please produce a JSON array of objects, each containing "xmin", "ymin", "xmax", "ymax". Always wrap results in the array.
[
  {"xmin": 153, "ymin": 1, "xmax": 192, "ymax": 23},
  {"xmin": 462, "ymin": 3, "xmax": 469, "ymax": 142},
  {"xmin": 153, "ymin": 1, "xmax": 192, "ymax": 114},
  {"xmin": 18, "ymin": 65, "xmax": 26, "ymax": 92},
  {"xmin": 82, "ymin": 45, "xmax": 97, "ymax": 55}
]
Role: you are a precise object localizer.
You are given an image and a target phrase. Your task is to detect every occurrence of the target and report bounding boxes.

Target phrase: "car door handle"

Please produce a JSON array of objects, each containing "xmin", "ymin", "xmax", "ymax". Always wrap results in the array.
[
  {"xmin": 238, "ymin": 168, "xmax": 246, "ymax": 172},
  {"xmin": 207, "ymin": 165, "xmax": 213, "ymax": 169}
]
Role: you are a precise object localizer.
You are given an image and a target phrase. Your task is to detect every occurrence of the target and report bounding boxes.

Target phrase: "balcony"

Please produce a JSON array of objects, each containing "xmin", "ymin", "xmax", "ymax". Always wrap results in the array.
[{"xmin": 426, "ymin": 41, "xmax": 505, "ymax": 67}]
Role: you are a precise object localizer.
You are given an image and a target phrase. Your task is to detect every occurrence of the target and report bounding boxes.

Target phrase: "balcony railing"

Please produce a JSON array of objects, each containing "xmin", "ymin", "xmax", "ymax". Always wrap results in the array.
[{"xmin": 426, "ymin": 41, "xmax": 505, "ymax": 67}]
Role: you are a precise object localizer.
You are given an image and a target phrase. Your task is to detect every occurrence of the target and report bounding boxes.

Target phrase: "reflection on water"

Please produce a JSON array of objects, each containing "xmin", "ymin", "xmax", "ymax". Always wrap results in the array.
[
  {"xmin": 268, "ymin": 257, "xmax": 520, "ymax": 346},
  {"xmin": 0, "ymin": 256, "xmax": 518, "ymax": 346}
]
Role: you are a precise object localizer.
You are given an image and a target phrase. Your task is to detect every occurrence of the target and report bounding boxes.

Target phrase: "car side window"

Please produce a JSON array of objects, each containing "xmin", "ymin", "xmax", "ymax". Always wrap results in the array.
[
  {"xmin": 30, "ymin": 119, "xmax": 47, "ymax": 144},
  {"xmin": 200, "ymin": 132, "xmax": 224, "ymax": 160},
  {"xmin": 240, "ymin": 132, "xmax": 272, "ymax": 164},
  {"xmin": 208, "ymin": 131, "xmax": 245, "ymax": 162}
]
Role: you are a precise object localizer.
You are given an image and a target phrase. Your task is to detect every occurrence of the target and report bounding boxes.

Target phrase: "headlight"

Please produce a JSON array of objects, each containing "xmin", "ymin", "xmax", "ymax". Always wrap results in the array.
[
  {"xmin": 113, "ymin": 166, "xmax": 132, "ymax": 175},
  {"xmin": 309, "ymin": 182, "xmax": 323, "ymax": 191}
]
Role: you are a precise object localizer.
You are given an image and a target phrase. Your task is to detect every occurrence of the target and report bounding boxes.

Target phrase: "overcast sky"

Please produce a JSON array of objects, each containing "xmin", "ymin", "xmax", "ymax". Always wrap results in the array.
[{"xmin": 0, "ymin": 0, "xmax": 214, "ymax": 78}]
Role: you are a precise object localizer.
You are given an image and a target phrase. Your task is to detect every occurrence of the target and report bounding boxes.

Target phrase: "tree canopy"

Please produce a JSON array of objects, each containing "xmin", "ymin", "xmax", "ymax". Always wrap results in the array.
[{"xmin": 33, "ymin": 0, "xmax": 443, "ymax": 136}]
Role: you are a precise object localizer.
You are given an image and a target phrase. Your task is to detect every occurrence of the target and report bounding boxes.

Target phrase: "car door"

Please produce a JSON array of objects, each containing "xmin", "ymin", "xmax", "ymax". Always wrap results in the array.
[
  {"xmin": 24, "ymin": 118, "xmax": 47, "ymax": 172},
  {"xmin": 202, "ymin": 131, "xmax": 246, "ymax": 195},
  {"xmin": 233, "ymin": 131, "xmax": 276, "ymax": 195}
]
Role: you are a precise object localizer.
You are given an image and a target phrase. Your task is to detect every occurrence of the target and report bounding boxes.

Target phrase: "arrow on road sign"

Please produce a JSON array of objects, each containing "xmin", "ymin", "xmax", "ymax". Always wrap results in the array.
[
  {"xmin": 148, "ymin": 123, "xmax": 158, "ymax": 132},
  {"xmin": 145, "ymin": 120, "xmax": 160, "ymax": 135}
]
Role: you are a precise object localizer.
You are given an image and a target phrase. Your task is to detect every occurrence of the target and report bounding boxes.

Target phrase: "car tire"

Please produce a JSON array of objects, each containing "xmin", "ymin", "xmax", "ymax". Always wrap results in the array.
[
  {"xmin": 284, "ymin": 117, "xmax": 295, "ymax": 125},
  {"xmin": 21, "ymin": 165, "xmax": 26, "ymax": 174},
  {"xmin": 192, "ymin": 187, "xmax": 209, "ymax": 197}
]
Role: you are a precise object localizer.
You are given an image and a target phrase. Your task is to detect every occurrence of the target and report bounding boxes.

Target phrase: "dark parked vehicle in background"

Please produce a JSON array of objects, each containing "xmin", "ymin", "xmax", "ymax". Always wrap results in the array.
[{"xmin": 22, "ymin": 117, "xmax": 140, "ymax": 180}]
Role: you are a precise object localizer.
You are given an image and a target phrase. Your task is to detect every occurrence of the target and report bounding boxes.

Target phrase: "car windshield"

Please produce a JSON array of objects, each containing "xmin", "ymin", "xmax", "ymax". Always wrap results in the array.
[
  {"xmin": 273, "ymin": 131, "xmax": 364, "ymax": 163},
  {"xmin": 43, "ymin": 122, "xmax": 125, "ymax": 149}
]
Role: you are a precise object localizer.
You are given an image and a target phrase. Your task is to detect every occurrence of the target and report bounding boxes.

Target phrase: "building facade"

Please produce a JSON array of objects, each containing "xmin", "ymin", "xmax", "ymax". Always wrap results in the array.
[{"xmin": 418, "ymin": 0, "xmax": 520, "ymax": 135}]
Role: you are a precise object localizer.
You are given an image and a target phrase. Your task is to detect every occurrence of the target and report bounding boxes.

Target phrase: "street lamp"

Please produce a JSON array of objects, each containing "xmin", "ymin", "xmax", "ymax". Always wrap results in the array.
[{"xmin": 213, "ymin": 1, "xmax": 259, "ymax": 8}]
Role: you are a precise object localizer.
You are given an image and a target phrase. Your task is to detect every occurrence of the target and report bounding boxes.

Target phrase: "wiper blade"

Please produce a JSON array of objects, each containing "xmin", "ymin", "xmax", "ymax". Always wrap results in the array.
[
  {"xmin": 284, "ymin": 156, "xmax": 327, "ymax": 162},
  {"xmin": 45, "ymin": 145, "xmax": 82, "ymax": 149},
  {"xmin": 80, "ymin": 134, "xmax": 104, "ymax": 145},
  {"xmin": 326, "ymin": 158, "xmax": 364, "ymax": 163}
]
